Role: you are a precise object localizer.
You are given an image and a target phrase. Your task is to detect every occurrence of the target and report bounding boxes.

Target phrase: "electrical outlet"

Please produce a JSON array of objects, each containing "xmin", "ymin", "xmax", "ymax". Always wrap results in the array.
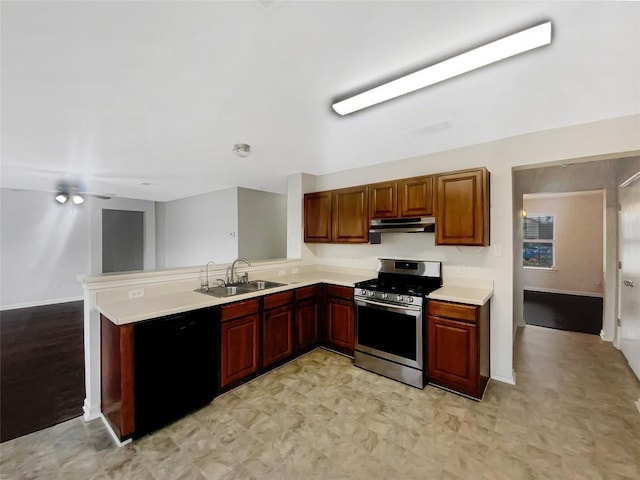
[
  {"xmin": 292, "ymin": 268, "xmax": 299, "ymax": 274},
  {"xmin": 278, "ymin": 270, "xmax": 286, "ymax": 277},
  {"xmin": 457, "ymin": 264, "xmax": 465, "ymax": 274},
  {"xmin": 129, "ymin": 288, "xmax": 144, "ymax": 299},
  {"xmin": 493, "ymin": 244, "xmax": 503, "ymax": 257}
]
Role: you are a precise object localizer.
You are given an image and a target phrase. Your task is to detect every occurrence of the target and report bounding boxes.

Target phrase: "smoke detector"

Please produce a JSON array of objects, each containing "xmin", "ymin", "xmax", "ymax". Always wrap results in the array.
[{"xmin": 233, "ymin": 143, "xmax": 251, "ymax": 157}]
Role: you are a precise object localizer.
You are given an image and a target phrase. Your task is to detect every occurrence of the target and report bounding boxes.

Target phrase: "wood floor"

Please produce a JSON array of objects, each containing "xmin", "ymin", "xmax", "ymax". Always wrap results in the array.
[
  {"xmin": 523, "ymin": 290, "xmax": 603, "ymax": 335},
  {"xmin": 0, "ymin": 301, "xmax": 85, "ymax": 442}
]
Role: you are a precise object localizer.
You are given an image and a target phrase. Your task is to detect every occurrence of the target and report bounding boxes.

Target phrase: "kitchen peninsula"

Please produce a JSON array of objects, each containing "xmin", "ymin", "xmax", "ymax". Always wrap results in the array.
[{"xmin": 89, "ymin": 261, "xmax": 492, "ymax": 444}]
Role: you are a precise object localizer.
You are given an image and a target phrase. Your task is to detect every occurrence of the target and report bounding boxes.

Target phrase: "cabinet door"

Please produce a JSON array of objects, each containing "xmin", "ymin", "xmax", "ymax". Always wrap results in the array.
[
  {"xmin": 304, "ymin": 191, "xmax": 332, "ymax": 243},
  {"xmin": 295, "ymin": 297, "xmax": 318, "ymax": 352},
  {"xmin": 428, "ymin": 316, "xmax": 477, "ymax": 392},
  {"xmin": 369, "ymin": 181, "xmax": 397, "ymax": 219},
  {"xmin": 435, "ymin": 168, "xmax": 489, "ymax": 246},
  {"xmin": 220, "ymin": 314, "xmax": 259, "ymax": 388},
  {"xmin": 327, "ymin": 297, "xmax": 354, "ymax": 353},
  {"xmin": 398, "ymin": 175, "xmax": 433, "ymax": 217},
  {"xmin": 262, "ymin": 305, "xmax": 294, "ymax": 368},
  {"xmin": 332, "ymin": 186, "xmax": 369, "ymax": 243}
]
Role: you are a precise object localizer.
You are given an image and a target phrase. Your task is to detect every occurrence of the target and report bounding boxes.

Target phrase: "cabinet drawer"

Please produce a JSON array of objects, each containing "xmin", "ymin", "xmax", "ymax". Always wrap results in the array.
[
  {"xmin": 428, "ymin": 300, "xmax": 477, "ymax": 323},
  {"xmin": 220, "ymin": 298, "xmax": 260, "ymax": 322},
  {"xmin": 263, "ymin": 290, "xmax": 294, "ymax": 310},
  {"xmin": 325, "ymin": 284, "xmax": 353, "ymax": 300},
  {"xmin": 295, "ymin": 285, "xmax": 319, "ymax": 301}
]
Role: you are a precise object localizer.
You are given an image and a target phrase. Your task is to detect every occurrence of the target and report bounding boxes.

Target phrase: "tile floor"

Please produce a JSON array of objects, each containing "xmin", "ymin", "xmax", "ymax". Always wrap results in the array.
[{"xmin": 1, "ymin": 325, "xmax": 639, "ymax": 480}]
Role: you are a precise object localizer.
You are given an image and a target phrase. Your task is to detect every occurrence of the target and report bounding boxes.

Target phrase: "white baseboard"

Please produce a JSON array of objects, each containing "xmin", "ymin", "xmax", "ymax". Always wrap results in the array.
[
  {"xmin": 83, "ymin": 401, "xmax": 101, "ymax": 421},
  {"xmin": 523, "ymin": 287, "xmax": 603, "ymax": 298},
  {"xmin": 0, "ymin": 296, "xmax": 83, "ymax": 311},
  {"xmin": 99, "ymin": 414, "xmax": 132, "ymax": 448},
  {"xmin": 491, "ymin": 370, "xmax": 516, "ymax": 385}
]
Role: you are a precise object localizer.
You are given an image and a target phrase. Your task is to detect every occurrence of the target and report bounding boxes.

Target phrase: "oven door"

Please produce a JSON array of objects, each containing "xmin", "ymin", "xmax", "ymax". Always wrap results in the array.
[{"xmin": 355, "ymin": 298, "xmax": 423, "ymax": 369}]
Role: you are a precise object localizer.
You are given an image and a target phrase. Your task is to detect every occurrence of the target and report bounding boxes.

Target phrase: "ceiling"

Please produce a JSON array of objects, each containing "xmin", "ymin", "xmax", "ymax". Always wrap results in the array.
[{"xmin": 1, "ymin": 1, "xmax": 639, "ymax": 201}]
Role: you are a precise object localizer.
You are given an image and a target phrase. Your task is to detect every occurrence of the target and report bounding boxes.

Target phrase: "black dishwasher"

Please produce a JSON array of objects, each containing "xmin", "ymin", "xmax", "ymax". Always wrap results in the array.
[{"xmin": 134, "ymin": 308, "xmax": 218, "ymax": 437}]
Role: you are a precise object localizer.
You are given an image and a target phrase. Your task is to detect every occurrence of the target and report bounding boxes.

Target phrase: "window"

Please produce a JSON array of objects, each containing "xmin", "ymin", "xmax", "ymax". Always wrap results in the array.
[{"xmin": 523, "ymin": 214, "xmax": 554, "ymax": 268}]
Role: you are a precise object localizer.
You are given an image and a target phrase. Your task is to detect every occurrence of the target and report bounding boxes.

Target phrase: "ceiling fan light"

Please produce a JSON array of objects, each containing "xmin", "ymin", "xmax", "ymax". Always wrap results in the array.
[
  {"xmin": 55, "ymin": 192, "xmax": 69, "ymax": 204},
  {"xmin": 332, "ymin": 21, "xmax": 552, "ymax": 115},
  {"xmin": 72, "ymin": 193, "xmax": 85, "ymax": 205}
]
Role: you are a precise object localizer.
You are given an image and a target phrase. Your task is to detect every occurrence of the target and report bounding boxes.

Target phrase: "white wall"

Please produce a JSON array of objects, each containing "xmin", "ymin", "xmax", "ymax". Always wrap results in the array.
[
  {"xmin": 0, "ymin": 189, "xmax": 156, "ymax": 308},
  {"xmin": 155, "ymin": 187, "xmax": 238, "ymax": 268},
  {"xmin": 522, "ymin": 192, "xmax": 604, "ymax": 296},
  {"xmin": 286, "ymin": 172, "xmax": 316, "ymax": 261},
  {"xmin": 238, "ymin": 188, "xmax": 287, "ymax": 261},
  {"xmin": 303, "ymin": 114, "xmax": 640, "ymax": 384},
  {"xmin": 0, "ymin": 188, "xmax": 90, "ymax": 308}
]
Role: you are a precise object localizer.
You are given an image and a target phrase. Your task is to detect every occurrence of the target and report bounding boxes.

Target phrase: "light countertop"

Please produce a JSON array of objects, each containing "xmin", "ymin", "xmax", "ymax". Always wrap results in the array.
[
  {"xmin": 97, "ymin": 270, "xmax": 374, "ymax": 325},
  {"xmin": 428, "ymin": 285, "xmax": 493, "ymax": 306}
]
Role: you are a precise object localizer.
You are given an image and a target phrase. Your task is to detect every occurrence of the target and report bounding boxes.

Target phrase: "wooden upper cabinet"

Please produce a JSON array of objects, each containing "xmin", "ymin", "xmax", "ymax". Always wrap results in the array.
[
  {"xmin": 398, "ymin": 175, "xmax": 433, "ymax": 217},
  {"xmin": 369, "ymin": 181, "xmax": 398, "ymax": 219},
  {"xmin": 304, "ymin": 191, "xmax": 332, "ymax": 243},
  {"xmin": 332, "ymin": 186, "xmax": 369, "ymax": 243},
  {"xmin": 435, "ymin": 168, "xmax": 489, "ymax": 246}
]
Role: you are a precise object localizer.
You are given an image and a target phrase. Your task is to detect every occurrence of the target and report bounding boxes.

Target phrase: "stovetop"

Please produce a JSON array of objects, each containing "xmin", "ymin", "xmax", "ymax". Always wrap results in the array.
[
  {"xmin": 354, "ymin": 259, "xmax": 442, "ymax": 305},
  {"xmin": 354, "ymin": 278, "xmax": 439, "ymax": 297}
]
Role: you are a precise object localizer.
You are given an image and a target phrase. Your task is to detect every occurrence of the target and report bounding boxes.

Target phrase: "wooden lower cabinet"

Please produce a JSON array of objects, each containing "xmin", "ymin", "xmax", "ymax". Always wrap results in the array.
[
  {"xmin": 427, "ymin": 300, "xmax": 490, "ymax": 399},
  {"xmin": 220, "ymin": 299, "xmax": 260, "ymax": 389},
  {"xmin": 262, "ymin": 304, "xmax": 294, "ymax": 368},
  {"xmin": 295, "ymin": 286, "xmax": 319, "ymax": 352},
  {"xmin": 325, "ymin": 285, "xmax": 355, "ymax": 355}
]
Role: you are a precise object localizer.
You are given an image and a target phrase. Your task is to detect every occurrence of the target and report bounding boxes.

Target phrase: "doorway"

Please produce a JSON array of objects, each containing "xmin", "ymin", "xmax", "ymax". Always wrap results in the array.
[
  {"xmin": 521, "ymin": 191, "xmax": 605, "ymax": 335},
  {"xmin": 102, "ymin": 209, "xmax": 144, "ymax": 273}
]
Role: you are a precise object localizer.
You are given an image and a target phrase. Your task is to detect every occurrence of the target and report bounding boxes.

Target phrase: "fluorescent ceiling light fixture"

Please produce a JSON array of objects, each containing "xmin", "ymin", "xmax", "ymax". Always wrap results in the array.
[
  {"xmin": 332, "ymin": 21, "xmax": 552, "ymax": 115},
  {"xmin": 72, "ymin": 194, "xmax": 85, "ymax": 205}
]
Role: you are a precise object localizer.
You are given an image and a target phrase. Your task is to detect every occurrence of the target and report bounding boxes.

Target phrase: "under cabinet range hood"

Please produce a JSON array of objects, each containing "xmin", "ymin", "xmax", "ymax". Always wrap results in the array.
[{"xmin": 369, "ymin": 217, "xmax": 436, "ymax": 234}]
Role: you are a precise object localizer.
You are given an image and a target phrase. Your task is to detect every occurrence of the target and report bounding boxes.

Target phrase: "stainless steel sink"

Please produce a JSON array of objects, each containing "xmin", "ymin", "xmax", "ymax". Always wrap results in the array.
[
  {"xmin": 195, "ymin": 285, "xmax": 251, "ymax": 298},
  {"xmin": 195, "ymin": 280, "xmax": 286, "ymax": 298},
  {"xmin": 241, "ymin": 280, "xmax": 286, "ymax": 291}
]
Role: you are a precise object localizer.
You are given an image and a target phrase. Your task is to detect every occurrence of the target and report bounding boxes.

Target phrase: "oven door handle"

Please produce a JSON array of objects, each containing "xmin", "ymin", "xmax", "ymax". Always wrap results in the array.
[{"xmin": 355, "ymin": 298, "xmax": 422, "ymax": 312}]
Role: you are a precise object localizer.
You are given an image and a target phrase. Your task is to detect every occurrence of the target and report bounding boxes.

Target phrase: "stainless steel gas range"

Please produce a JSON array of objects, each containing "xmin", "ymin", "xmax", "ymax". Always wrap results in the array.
[{"xmin": 354, "ymin": 258, "xmax": 442, "ymax": 389}]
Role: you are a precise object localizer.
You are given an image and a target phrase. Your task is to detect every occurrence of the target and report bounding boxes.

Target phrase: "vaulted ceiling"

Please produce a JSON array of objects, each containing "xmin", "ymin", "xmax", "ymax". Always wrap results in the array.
[{"xmin": 2, "ymin": 1, "xmax": 639, "ymax": 201}]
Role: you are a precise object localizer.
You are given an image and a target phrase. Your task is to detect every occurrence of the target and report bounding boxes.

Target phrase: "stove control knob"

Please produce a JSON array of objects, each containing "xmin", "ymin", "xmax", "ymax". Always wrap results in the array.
[
  {"xmin": 369, "ymin": 291, "xmax": 375, "ymax": 297},
  {"xmin": 361, "ymin": 289, "xmax": 368, "ymax": 296},
  {"xmin": 397, "ymin": 295, "xmax": 404, "ymax": 302},
  {"xmin": 382, "ymin": 293, "xmax": 388, "ymax": 299},
  {"xmin": 407, "ymin": 297, "xmax": 414, "ymax": 303}
]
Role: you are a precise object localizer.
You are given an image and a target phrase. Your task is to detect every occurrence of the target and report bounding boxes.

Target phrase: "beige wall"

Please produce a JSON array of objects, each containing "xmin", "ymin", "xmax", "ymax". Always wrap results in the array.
[{"xmin": 522, "ymin": 192, "xmax": 604, "ymax": 296}]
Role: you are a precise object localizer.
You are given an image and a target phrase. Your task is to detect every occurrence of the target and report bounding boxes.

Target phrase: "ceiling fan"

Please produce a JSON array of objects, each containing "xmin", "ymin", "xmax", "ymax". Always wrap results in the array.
[
  {"xmin": 0, "ymin": 164, "xmax": 134, "ymax": 202},
  {"xmin": 54, "ymin": 179, "xmax": 114, "ymax": 204}
]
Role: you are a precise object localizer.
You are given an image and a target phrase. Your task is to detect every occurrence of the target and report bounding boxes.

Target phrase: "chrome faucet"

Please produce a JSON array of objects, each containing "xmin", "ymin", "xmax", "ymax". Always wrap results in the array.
[
  {"xmin": 203, "ymin": 261, "xmax": 216, "ymax": 291},
  {"xmin": 227, "ymin": 257, "xmax": 251, "ymax": 285}
]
